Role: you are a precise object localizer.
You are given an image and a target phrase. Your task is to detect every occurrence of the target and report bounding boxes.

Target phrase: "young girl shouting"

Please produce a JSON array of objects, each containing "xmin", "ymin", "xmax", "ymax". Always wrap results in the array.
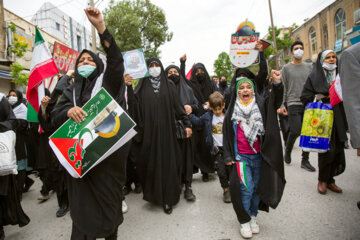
[{"xmin": 223, "ymin": 73, "xmax": 285, "ymax": 239}]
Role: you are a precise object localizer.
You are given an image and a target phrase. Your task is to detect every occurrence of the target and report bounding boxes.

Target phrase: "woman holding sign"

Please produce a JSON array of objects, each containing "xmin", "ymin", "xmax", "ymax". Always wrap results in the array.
[
  {"xmin": 301, "ymin": 50, "xmax": 346, "ymax": 195},
  {"xmin": 134, "ymin": 58, "xmax": 192, "ymax": 214},
  {"xmin": 52, "ymin": 8, "xmax": 128, "ymax": 239}
]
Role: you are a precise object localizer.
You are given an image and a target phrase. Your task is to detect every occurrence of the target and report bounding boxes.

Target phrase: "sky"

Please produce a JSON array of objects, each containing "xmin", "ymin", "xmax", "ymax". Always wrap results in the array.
[{"xmin": 4, "ymin": 0, "xmax": 336, "ymax": 74}]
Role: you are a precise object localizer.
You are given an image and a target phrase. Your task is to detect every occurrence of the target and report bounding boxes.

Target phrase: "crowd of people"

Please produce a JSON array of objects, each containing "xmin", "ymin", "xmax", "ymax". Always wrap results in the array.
[{"xmin": 1, "ymin": 6, "xmax": 359, "ymax": 240}]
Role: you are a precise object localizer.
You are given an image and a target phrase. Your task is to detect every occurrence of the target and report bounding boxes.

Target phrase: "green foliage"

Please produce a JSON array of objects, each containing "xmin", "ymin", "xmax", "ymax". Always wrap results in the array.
[
  {"xmin": 7, "ymin": 22, "xmax": 29, "ymax": 86},
  {"xmin": 213, "ymin": 52, "xmax": 233, "ymax": 81},
  {"xmin": 103, "ymin": 0, "xmax": 173, "ymax": 58},
  {"xmin": 10, "ymin": 62, "xmax": 29, "ymax": 86},
  {"xmin": 264, "ymin": 25, "xmax": 296, "ymax": 59}
]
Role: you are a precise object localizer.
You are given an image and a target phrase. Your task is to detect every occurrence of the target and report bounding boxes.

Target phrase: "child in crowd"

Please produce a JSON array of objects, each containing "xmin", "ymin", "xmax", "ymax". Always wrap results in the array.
[
  {"xmin": 190, "ymin": 91, "xmax": 232, "ymax": 203},
  {"xmin": 223, "ymin": 75, "xmax": 285, "ymax": 239}
]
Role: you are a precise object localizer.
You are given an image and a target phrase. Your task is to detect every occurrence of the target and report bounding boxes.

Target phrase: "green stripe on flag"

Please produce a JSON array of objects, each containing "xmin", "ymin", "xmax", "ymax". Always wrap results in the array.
[
  {"xmin": 34, "ymin": 28, "xmax": 45, "ymax": 46},
  {"xmin": 27, "ymin": 103, "xmax": 39, "ymax": 122},
  {"xmin": 242, "ymin": 162, "xmax": 249, "ymax": 189}
]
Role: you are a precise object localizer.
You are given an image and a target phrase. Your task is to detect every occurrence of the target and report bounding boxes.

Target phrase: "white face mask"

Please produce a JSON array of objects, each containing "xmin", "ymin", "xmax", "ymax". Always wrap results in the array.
[
  {"xmin": 293, "ymin": 49, "xmax": 304, "ymax": 59},
  {"xmin": 322, "ymin": 62, "xmax": 337, "ymax": 71},
  {"xmin": 8, "ymin": 96, "xmax": 18, "ymax": 105},
  {"xmin": 149, "ymin": 67, "xmax": 161, "ymax": 78}
]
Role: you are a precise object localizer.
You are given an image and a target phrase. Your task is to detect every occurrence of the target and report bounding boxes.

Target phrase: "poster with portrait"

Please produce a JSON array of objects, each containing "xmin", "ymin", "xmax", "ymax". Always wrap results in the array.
[
  {"xmin": 122, "ymin": 48, "xmax": 149, "ymax": 79},
  {"xmin": 49, "ymin": 88, "xmax": 137, "ymax": 178},
  {"xmin": 229, "ymin": 21, "xmax": 260, "ymax": 68}
]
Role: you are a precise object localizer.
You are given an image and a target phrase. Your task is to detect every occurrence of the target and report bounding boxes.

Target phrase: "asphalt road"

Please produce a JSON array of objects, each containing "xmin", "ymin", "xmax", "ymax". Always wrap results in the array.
[{"xmin": 4, "ymin": 141, "xmax": 360, "ymax": 240}]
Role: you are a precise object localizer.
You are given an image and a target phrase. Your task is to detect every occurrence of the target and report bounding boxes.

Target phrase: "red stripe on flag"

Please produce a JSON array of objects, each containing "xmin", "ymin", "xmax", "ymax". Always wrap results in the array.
[
  {"xmin": 329, "ymin": 84, "xmax": 342, "ymax": 106},
  {"xmin": 27, "ymin": 60, "xmax": 58, "ymax": 113},
  {"xmin": 185, "ymin": 64, "xmax": 194, "ymax": 80}
]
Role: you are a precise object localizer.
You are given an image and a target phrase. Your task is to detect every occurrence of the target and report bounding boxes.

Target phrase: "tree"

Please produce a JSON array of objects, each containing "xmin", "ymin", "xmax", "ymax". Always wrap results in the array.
[
  {"xmin": 103, "ymin": 0, "xmax": 173, "ymax": 58},
  {"xmin": 264, "ymin": 26, "xmax": 295, "ymax": 59},
  {"xmin": 8, "ymin": 22, "xmax": 29, "ymax": 86},
  {"xmin": 213, "ymin": 52, "xmax": 233, "ymax": 81}
]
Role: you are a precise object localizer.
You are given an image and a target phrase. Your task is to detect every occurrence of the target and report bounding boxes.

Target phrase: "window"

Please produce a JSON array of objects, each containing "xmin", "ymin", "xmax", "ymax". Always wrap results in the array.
[
  {"xmin": 77, "ymin": 35, "xmax": 82, "ymax": 52},
  {"xmin": 309, "ymin": 27, "xmax": 317, "ymax": 55},
  {"xmin": 335, "ymin": 8, "xmax": 346, "ymax": 40},
  {"xmin": 56, "ymin": 22, "xmax": 60, "ymax": 31},
  {"xmin": 323, "ymin": 24, "xmax": 328, "ymax": 49}
]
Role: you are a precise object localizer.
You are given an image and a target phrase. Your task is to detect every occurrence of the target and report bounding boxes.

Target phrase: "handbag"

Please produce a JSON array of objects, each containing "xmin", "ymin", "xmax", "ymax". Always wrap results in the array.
[
  {"xmin": 175, "ymin": 120, "xmax": 187, "ymax": 139},
  {"xmin": 299, "ymin": 100, "xmax": 334, "ymax": 153},
  {"xmin": 0, "ymin": 130, "xmax": 18, "ymax": 176}
]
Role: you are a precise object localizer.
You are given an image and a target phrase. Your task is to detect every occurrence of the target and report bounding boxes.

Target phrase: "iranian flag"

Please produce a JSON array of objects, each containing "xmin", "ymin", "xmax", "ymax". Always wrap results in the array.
[
  {"xmin": 185, "ymin": 64, "xmax": 194, "ymax": 80},
  {"xmin": 329, "ymin": 74, "xmax": 343, "ymax": 107},
  {"xmin": 26, "ymin": 28, "xmax": 59, "ymax": 122},
  {"xmin": 236, "ymin": 162, "xmax": 249, "ymax": 189}
]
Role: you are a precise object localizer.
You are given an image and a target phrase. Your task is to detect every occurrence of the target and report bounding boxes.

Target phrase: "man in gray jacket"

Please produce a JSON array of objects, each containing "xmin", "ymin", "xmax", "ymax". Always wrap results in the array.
[
  {"xmin": 280, "ymin": 41, "xmax": 315, "ymax": 172},
  {"xmin": 340, "ymin": 42, "xmax": 360, "ymax": 209}
]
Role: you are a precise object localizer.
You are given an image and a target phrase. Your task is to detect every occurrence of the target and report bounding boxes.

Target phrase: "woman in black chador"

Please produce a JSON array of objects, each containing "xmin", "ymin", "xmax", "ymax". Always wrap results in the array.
[
  {"xmin": 182, "ymin": 59, "xmax": 216, "ymax": 181},
  {"xmin": 301, "ymin": 50, "xmax": 346, "ymax": 195},
  {"xmin": 38, "ymin": 73, "xmax": 73, "ymax": 217},
  {"xmin": 165, "ymin": 61, "xmax": 199, "ymax": 201},
  {"xmin": 134, "ymin": 58, "xmax": 192, "ymax": 214},
  {"xmin": 0, "ymin": 94, "xmax": 30, "ymax": 239},
  {"xmin": 52, "ymin": 8, "xmax": 128, "ymax": 239}
]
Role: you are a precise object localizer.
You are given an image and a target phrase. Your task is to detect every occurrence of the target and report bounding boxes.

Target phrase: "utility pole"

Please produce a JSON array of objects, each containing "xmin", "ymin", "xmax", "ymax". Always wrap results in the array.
[
  {"xmin": 90, "ymin": 0, "xmax": 97, "ymax": 53},
  {"xmin": 268, "ymin": 0, "xmax": 279, "ymax": 69}
]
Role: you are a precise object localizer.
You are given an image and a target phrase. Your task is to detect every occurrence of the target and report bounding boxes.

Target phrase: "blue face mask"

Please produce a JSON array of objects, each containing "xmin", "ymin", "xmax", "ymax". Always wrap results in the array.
[{"xmin": 78, "ymin": 65, "xmax": 96, "ymax": 78}]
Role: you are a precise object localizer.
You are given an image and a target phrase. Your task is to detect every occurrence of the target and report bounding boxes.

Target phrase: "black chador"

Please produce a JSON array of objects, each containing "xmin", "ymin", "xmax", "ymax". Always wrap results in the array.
[
  {"xmin": 0, "ymin": 94, "xmax": 30, "ymax": 237},
  {"xmin": 134, "ymin": 58, "xmax": 191, "ymax": 212},
  {"xmin": 223, "ymin": 75, "xmax": 285, "ymax": 224},
  {"xmin": 52, "ymin": 29, "xmax": 128, "ymax": 238},
  {"xmin": 187, "ymin": 63, "xmax": 216, "ymax": 175},
  {"xmin": 165, "ymin": 64, "xmax": 198, "ymax": 199}
]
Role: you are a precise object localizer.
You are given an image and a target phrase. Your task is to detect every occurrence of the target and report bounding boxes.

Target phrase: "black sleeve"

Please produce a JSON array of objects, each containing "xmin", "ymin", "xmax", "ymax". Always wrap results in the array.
[
  {"xmin": 222, "ymin": 114, "xmax": 235, "ymax": 164},
  {"xmin": 300, "ymin": 77, "xmax": 316, "ymax": 107},
  {"xmin": 51, "ymin": 87, "xmax": 75, "ymax": 129},
  {"xmin": 254, "ymin": 52, "xmax": 268, "ymax": 94},
  {"xmin": 0, "ymin": 98, "xmax": 16, "ymax": 132},
  {"xmin": 99, "ymin": 29, "xmax": 125, "ymax": 100},
  {"xmin": 188, "ymin": 94, "xmax": 200, "ymax": 116},
  {"xmin": 38, "ymin": 105, "xmax": 55, "ymax": 133},
  {"xmin": 170, "ymin": 82, "xmax": 191, "ymax": 128},
  {"xmin": 180, "ymin": 59, "xmax": 186, "ymax": 79},
  {"xmin": 126, "ymin": 85, "xmax": 137, "ymax": 119},
  {"xmin": 15, "ymin": 119, "xmax": 28, "ymax": 134},
  {"xmin": 272, "ymin": 83, "xmax": 284, "ymax": 110}
]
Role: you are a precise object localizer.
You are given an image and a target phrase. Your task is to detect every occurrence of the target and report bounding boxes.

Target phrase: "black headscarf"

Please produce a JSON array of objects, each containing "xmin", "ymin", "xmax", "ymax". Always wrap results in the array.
[
  {"xmin": 73, "ymin": 49, "xmax": 104, "ymax": 106},
  {"xmin": 46, "ymin": 75, "xmax": 72, "ymax": 115},
  {"xmin": 134, "ymin": 58, "xmax": 189, "ymax": 206},
  {"xmin": 165, "ymin": 64, "xmax": 198, "ymax": 106},
  {"xmin": 135, "ymin": 58, "xmax": 167, "ymax": 95},
  {"xmin": 302, "ymin": 50, "xmax": 338, "ymax": 100},
  {"xmin": 8, "ymin": 89, "xmax": 23, "ymax": 109},
  {"xmin": 188, "ymin": 63, "xmax": 215, "ymax": 104},
  {"xmin": 301, "ymin": 50, "xmax": 347, "ymax": 143}
]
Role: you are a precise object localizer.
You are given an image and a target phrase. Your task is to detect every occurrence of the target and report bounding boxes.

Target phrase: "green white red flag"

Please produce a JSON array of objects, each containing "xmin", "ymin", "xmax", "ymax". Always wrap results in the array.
[
  {"xmin": 26, "ymin": 28, "xmax": 59, "ymax": 122},
  {"xmin": 236, "ymin": 162, "xmax": 249, "ymax": 189}
]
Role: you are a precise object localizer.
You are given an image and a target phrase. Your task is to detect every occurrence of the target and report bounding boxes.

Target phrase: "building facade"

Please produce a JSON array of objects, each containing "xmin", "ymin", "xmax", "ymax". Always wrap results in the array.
[
  {"xmin": 291, "ymin": 0, "xmax": 360, "ymax": 61},
  {"xmin": 31, "ymin": 2, "xmax": 97, "ymax": 53},
  {"xmin": 0, "ymin": 8, "xmax": 66, "ymax": 94}
]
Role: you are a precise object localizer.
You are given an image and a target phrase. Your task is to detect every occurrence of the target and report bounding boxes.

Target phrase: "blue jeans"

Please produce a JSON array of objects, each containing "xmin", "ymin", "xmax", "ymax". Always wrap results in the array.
[{"xmin": 236, "ymin": 153, "xmax": 262, "ymax": 216}]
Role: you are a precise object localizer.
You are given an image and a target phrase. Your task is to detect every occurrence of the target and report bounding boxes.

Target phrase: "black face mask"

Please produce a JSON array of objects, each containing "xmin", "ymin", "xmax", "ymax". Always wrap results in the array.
[
  {"xmin": 220, "ymin": 80, "xmax": 227, "ymax": 87},
  {"xmin": 196, "ymin": 73, "xmax": 206, "ymax": 82},
  {"xmin": 168, "ymin": 74, "xmax": 180, "ymax": 84}
]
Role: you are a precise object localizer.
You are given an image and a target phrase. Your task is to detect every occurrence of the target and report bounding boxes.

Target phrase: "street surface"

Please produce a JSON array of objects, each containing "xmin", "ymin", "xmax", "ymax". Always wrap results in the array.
[{"xmin": 5, "ymin": 140, "xmax": 360, "ymax": 240}]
